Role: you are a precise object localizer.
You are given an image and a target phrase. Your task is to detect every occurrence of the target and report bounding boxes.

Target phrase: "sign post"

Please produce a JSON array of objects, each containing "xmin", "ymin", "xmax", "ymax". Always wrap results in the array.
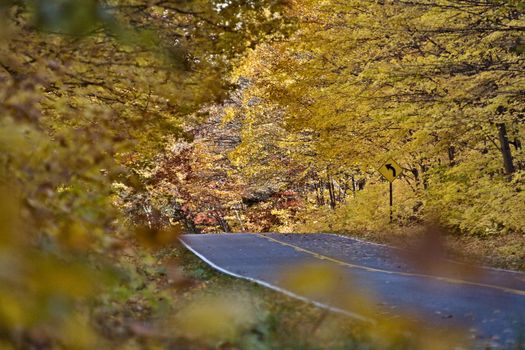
[
  {"xmin": 378, "ymin": 158, "xmax": 403, "ymax": 223},
  {"xmin": 389, "ymin": 182, "xmax": 394, "ymax": 223}
]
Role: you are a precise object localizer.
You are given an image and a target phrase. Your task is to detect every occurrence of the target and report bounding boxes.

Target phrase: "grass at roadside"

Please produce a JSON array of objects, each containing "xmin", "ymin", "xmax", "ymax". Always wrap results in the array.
[
  {"xmin": 162, "ymin": 245, "xmax": 371, "ymax": 350},
  {"xmin": 93, "ymin": 243, "xmax": 374, "ymax": 350}
]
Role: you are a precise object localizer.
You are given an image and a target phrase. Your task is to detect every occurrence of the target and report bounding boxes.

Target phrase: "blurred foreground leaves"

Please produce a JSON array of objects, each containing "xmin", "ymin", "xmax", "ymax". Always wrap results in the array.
[
  {"xmin": 0, "ymin": 0, "xmax": 292, "ymax": 347},
  {"xmin": 279, "ymin": 261, "xmax": 470, "ymax": 350},
  {"xmin": 175, "ymin": 293, "xmax": 257, "ymax": 344},
  {"xmin": 0, "ymin": 187, "xmax": 113, "ymax": 349}
]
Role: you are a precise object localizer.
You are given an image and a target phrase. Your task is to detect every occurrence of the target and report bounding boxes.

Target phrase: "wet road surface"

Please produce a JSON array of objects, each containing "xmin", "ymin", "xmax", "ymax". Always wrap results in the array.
[{"xmin": 180, "ymin": 233, "xmax": 525, "ymax": 348}]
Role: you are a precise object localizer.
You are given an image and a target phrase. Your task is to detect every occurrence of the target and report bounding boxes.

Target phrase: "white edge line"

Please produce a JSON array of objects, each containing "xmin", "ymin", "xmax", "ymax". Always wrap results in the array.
[
  {"xmin": 185, "ymin": 232, "xmax": 524, "ymax": 275},
  {"xmin": 178, "ymin": 237, "xmax": 374, "ymax": 325}
]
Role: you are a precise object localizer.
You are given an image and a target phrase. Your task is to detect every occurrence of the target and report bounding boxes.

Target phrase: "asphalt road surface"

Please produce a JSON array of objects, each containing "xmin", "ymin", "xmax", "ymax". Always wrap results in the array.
[{"xmin": 180, "ymin": 233, "xmax": 525, "ymax": 349}]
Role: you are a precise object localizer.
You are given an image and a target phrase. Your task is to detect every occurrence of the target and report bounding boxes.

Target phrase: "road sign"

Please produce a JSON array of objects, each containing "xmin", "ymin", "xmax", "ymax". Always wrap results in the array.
[
  {"xmin": 378, "ymin": 158, "xmax": 403, "ymax": 183},
  {"xmin": 378, "ymin": 158, "xmax": 403, "ymax": 224}
]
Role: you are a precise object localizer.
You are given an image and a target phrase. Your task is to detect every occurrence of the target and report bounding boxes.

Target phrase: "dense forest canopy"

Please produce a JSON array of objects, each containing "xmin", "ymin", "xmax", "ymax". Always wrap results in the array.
[
  {"xmin": 226, "ymin": 0, "xmax": 525, "ymax": 235},
  {"xmin": 0, "ymin": 0, "xmax": 524, "ymax": 348},
  {"xmin": 137, "ymin": 0, "xmax": 525, "ymax": 236}
]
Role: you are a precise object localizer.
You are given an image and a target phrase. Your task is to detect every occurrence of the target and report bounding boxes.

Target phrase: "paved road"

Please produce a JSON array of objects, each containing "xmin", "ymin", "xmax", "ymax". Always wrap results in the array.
[{"xmin": 180, "ymin": 233, "xmax": 525, "ymax": 348}]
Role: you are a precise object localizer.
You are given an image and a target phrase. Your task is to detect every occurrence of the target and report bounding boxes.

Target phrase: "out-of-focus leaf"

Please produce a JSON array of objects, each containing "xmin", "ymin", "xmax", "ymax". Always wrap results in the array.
[{"xmin": 174, "ymin": 293, "xmax": 256, "ymax": 343}]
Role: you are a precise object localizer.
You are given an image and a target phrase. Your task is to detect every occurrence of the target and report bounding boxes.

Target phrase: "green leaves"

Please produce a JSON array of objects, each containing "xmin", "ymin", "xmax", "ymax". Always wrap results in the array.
[{"xmin": 29, "ymin": 0, "xmax": 105, "ymax": 35}]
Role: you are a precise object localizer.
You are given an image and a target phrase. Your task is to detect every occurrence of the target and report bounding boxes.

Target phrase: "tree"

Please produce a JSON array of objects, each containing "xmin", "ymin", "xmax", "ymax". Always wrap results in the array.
[
  {"xmin": 0, "ymin": 0, "xmax": 292, "ymax": 346},
  {"xmin": 229, "ymin": 0, "xmax": 525, "ymax": 234}
]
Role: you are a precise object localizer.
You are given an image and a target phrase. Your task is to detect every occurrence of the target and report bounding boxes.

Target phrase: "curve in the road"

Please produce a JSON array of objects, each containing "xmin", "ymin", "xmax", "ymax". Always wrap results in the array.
[
  {"xmin": 180, "ymin": 233, "xmax": 525, "ymax": 349},
  {"xmin": 180, "ymin": 236, "xmax": 372, "ymax": 323},
  {"xmin": 259, "ymin": 234, "xmax": 525, "ymax": 297}
]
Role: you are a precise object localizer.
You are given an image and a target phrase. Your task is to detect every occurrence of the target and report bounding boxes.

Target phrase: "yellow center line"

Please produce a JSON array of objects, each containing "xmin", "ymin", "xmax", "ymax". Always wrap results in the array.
[{"xmin": 257, "ymin": 234, "xmax": 525, "ymax": 297}]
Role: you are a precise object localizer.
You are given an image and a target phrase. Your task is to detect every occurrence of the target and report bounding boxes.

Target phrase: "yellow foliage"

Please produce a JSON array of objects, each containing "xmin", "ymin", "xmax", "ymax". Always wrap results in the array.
[{"xmin": 174, "ymin": 294, "xmax": 257, "ymax": 343}]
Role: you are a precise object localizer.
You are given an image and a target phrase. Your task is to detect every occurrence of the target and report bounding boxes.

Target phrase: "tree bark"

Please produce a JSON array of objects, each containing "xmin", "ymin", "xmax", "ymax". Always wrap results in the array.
[
  {"xmin": 497, "ymin": 123, "xmax": 515, "ymax": 176},
  {"xmin": 171, "ymin": 200, "xmax": 200, "ymax": 234},
  {"xmin": 351, "ymin": 175, "xmax": 356, "ymax": 198},
  {"xmin": 327, "ymin": 175, "xmax": 336, "ymax": 209},
  {"xmin": 448, "ymin": 146, "xmax": 456, "ymax": 166},
  {"xmin": 213, "ymin": 211, "xmax": 230, "ymax": 233},
  {"xmin": 317, "ymin": 179, "xmax": 325, "ymax": 206}
]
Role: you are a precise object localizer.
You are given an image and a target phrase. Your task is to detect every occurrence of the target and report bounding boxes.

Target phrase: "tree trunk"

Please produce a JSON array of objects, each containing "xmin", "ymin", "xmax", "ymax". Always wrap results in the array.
[
  {"xmin": 497, "ymin": 123, "xmax": 515, "ymax": 176},
  {"xmin": 411, "ymin": 167, "xmax": 421, "ymax": 188},
  {"xmin": 234, "ymin": 209, "xmax": 245, "ymax": 232},
  {"xmin": 317, "ymin": 179, "xmax": 325, "ymax": 206},
  {"xmin": 448, "ymin": 146, "xmax": 456, "ymax": 166},
  {"xmin": 171, "ymin": 200, "xmax": 200, "ymax": 234},
  {"xmin": 339, "ymin": 178, "xmax": 347, "ymax": 202},
  {"xmin": 327, "ymin": 175, "xmax": 336, "ymax": 209},
  {"xmin": 213, "ymin": 212, "xmax": 230, "ymax": 232},
  {"xmin": 351, "ymin": 175, "xmax": 356, "ymax": 198},
  {"xmin": 418, "ymin": 161, "xmax": 429, "ymax": 190}
]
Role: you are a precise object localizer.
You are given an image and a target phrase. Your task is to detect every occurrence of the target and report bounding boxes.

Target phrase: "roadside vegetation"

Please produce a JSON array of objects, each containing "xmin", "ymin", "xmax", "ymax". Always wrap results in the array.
[{"xmin": 92, "ymin": 245, "xmax": 475, "ymax": 350}]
